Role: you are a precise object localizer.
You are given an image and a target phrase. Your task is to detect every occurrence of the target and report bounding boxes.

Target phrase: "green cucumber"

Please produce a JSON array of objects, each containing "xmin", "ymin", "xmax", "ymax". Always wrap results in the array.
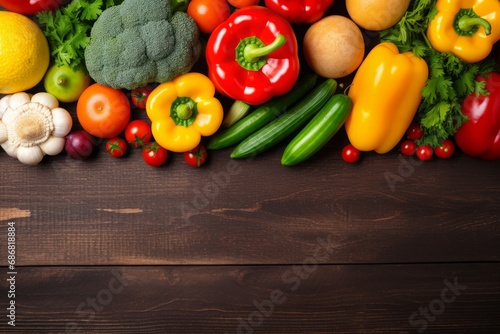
[
  {"xmin": 281, "ymin": 94, "xmax": 353, "ymax": 166},
  {"xmin": 230, "ymin": 78, "xmax": 337, "ymax": 159},
  {"xmin": 207, "ymin": 73, "xmax": 318, "ymax": 150}
]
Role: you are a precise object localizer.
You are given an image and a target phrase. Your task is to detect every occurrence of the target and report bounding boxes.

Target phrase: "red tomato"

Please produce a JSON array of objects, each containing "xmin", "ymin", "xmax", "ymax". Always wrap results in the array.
[
  {"xmin": 184, "ymin": 145, "xmax": 208, "ymax": 167},
  {"xmin": 124, "ymin": 120, "xmax": 152, "ymax": 147},
  {"xmin": 400, "ymin": 140, "xmax": 417, "ymax": 156},
  {"xmin": 0, "ymin": 0, "xmax": 64, "ymax": 15},
  {"xmin": 434, "ymin": 139, "xmax": 455, "ymax": 159},
  {"xmin": 416, "ymin": 145, "xmax": 433, "ymax": 161},
  {"xmin": 187, "ymin": 0, "xmax": 231, "ymax": 34},
  {"xmin": 227, "ymin": 0, "xmax": 260, "ymax": 8},
  {"xmin": 77, "ymin": 83, "xmax": 131, "ymax": 138},
  {"xmin": 131, "ymin": 86, "xmax": 153, "ymax": 109},
  {"xmin": 406, "ymin": 122, "xmax": 424, "ymax": 141},
  {"xmin": 105, "ymin": 137, "xmax": 128, "ymax": 158},
  {"xmin": 142, "ymin": 142, "xmax": 168, "ymax": 167},
  {"xmin": 342, "ymin": 144, "xmax": 360, "ymax": 163}
]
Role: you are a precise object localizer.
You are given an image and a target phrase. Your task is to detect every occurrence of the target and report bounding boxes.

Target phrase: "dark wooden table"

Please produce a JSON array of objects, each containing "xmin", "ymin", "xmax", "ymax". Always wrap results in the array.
[{"xmin": 1, "ymin": 1, "xmax": 500, "ymax": 333}]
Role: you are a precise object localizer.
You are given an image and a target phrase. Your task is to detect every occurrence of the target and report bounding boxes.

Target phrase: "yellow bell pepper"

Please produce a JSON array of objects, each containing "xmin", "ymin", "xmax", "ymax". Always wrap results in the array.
[
  {"xmin": 146, "ymin": 73, "xmax": 223, "ymax": 153},
  {"xmin": 345, "ymin": 42, "xmax": 429, "ymax": 154},
  {"xmin": 427, "ymin": 0, "xmax": 500, "ymax": 63}
]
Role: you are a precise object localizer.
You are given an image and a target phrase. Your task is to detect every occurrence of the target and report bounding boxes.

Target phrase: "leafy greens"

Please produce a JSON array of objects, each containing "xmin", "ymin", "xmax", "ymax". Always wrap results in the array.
[{"xmin": 379, "ymin": 0, "xmax": 497, "ymax": 147}]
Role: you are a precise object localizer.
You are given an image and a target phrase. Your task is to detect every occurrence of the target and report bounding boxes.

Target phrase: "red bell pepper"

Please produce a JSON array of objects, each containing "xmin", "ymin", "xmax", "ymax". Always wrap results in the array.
[
  {"xmin": 0, "ymin": 0, "xmax": 64, "ymax": 15},
  {"xmin": 264, "ymin": 0, "xmax": 334, "ymax": 24},
  {"xmin": 455, "ymin": 72, "xmax": 500, "ymax": 160},
  {"xmin": 205, "ymin": 6, "xmax": 300, "ymax": 105}
]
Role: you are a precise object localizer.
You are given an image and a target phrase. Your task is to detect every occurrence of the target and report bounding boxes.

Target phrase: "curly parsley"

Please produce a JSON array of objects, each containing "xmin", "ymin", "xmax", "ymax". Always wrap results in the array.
[
  {"xmin": 36, "ymin": 0, "xmax": 124, "ymax": 70},
  {"xmin": 379, "ymin": 0, "xmax": 497, "ymax": 147}
]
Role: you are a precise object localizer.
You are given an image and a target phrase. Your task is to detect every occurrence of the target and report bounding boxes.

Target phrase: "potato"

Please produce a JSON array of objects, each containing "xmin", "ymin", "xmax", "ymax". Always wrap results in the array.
[
  {"xmin": 303, "ymin": 15, "xmax": 365, "ymax": 79},
  {"xmin": 346, "ymin": 0, "xmax": 410, "ymax": 31}
]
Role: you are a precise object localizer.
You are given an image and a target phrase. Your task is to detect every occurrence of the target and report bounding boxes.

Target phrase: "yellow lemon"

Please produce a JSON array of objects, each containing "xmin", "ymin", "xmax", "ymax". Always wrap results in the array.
[{"xmin": 0, "ymin": 11, "xmax": 50, "ymax": 94}]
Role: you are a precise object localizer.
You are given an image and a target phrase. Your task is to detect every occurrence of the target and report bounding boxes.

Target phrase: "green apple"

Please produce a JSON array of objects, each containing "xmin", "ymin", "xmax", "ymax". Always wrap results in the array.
[{"xmin": 43, "ymin": 64, "xmax": 91, "ymax": 103}]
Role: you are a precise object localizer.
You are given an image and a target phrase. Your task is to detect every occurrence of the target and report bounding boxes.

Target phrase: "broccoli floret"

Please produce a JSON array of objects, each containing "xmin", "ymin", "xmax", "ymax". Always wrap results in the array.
[{"xmin": 84, "ymin": 0, "xmax": 201, "ymax": 90}]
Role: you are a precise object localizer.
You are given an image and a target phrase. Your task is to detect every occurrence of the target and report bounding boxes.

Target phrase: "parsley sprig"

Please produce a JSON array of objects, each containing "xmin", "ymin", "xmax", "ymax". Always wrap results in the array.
[
  {"xmin": 379, "ymin": 0, "xmax": 497, "ymax": 147},
  {"xmin": 36, "ymin": 0, "xmax": 124, "ymax": 70}
]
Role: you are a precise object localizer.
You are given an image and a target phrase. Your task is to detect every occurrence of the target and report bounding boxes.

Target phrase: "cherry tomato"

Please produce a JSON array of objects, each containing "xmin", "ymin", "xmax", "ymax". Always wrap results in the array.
[
  {"xmin": 406, "ymin": 122, "xmax": 424, "ymax": 141},
  {"xmin": 184, "ymin": 145, "xmax": 208, "ymax": 167},
  {"xmin": 77, "ymin": 83, "xmax": 131, "ymax": 138},
  {"xmin": 400, "ymin": 140, "xmax": 417, "ymax": 156},
  {"xmin": 434, "ymin": 139, "xmax": 455, "ymax": 159},
  {"xmin": 342, "ymin": 144, "xmax": 360, "ymax": 163},
  {"xmin": 416, "ymin": 145, "xmax": 433, "ymax": 161},
  {"xmin": 131, "ymin": 86, "xmax": 153, "ymax": 109},
  {"xmin": 105, "ymin": 137, "xmax": 128, "ymax": 158},
  {"xmin": 187, "ymin": 0, "xmax": 231, "ymax": 34},
  {"xmin": 142, "ymin": 142, "xmax": 168, "ymax": 167},
  {"xmin": 227, "ymin": 0, "xmax": 260, "ymax": 8},
  {"xmin": 124, "ymin": 120, "xmax": 152, "ymax": 147}
]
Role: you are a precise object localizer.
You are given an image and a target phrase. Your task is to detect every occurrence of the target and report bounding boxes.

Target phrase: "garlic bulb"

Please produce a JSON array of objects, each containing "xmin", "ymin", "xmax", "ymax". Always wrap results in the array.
[{"xmin": 0, "ymin": 92, "xmax": 73, "ymax": 165}]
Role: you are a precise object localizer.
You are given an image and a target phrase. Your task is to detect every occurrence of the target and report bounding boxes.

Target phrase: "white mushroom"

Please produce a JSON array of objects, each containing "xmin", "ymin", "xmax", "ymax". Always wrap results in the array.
[{"xmin": 0, "ymin": 92, "xmax": 73, "ymax": 165}]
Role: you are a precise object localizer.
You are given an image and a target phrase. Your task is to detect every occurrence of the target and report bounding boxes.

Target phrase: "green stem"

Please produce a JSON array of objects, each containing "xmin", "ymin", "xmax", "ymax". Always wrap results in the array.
[
  {"xmin": 454, "ymin": 8, "xmax": 492, "ymax": 36},
  {"xmin": 236, "ymin": 34, "xmax": 287, "ymax": 71},
  {"xmin": 244, "ymin": 34, "xmax": 286, "ymax": 63},
  {"xmin": 458, "ymin": 15, "xmax": 491, "ymax": 34},
  {"xmin": 176, "ymin": 101, "xmax": 194, "ymax": 120}
]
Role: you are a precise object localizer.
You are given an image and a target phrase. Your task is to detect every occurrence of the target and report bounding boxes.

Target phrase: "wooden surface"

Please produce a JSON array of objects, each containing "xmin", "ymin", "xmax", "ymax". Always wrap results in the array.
[{"xmin": 1, "ymin": 1, "xmax": 500, "ymax": 333}]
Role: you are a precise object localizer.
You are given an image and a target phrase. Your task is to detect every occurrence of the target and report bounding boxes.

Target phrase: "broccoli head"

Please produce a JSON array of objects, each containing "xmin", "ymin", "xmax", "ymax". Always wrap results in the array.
[{"xmin": 84, "ymin": 0, "xmax": 202, "ymax": 90}]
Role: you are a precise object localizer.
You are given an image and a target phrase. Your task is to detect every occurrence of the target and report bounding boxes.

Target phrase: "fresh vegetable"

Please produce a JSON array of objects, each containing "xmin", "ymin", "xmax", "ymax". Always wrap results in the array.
[
  {"xmin": 77, "ymin": 83, "xmax": 131, "ymax": 138},
  {"xmin": 416, "ymin": 145, "xmax": 433, "ymax": 161},
  {"xmin": 43, "ymin": 64, "xmax": 91, "ymax": 103},
  {"xmin": 264, "ymin": 0, "xmax": 334, "ymax": 24},
  {"xmin": 65, "ymin": 130, "xmax": 96, "ymax": 160},
  {"xmin": 400, "ymin": 140, "xmax": 417, "ymax": 156},
  {"xmin": 454, "ymin": 73, "xmax": 500, "ymax": 160},
  {"xmin": 206, "ymin": 6, "xmax": 300, "ymax": 105},
  {"xmin": 0, "ymin": 12, "xmax": 50, "ymax": 95},
  {"xmin": 131, "ymin": 87, "xmax": 154, "ymax": 110},
  {"xmin": 84, "ymin": 0, "xmax": 202, "ymax": 90},
  {"xmin": 380, "ymin": 0, "xmax": 498, "ymax": 147},
  {"xmin": 222, "ymin": 101, "xmax": 252, "ymax": 128},
  {"xmin": 142, "ymin": 142, "xmax": 168, "ymax": 167},
  {"xmin": 124, "ymin": 120, "xmax": 152, "ymax": 147},
  {"xmin": 146, "ymin": 72, "xmax": 223, "ymax": 153},
  {"xmin": 231, "ymin": 78, "xmax": 337, "ymax": 159},
  {"xmin": 345, "ymin": 42, "xmax": 429, "ymax": 154},
  {"xmin": 207, "ymin": 74, "xmax": 318, "ymax": 150},
  {"xmin": 427, "ymin": 0, "xmax": 500, "ymax": 63},
  {"xmin": 184, "ymin": 144, "xmax": 208, "ymax": 167},
  {"xmin": 0, "ymin": 92, "xmax": 72, "ymax": 165},
  {"xmin": 406, "ymin": 122, "xmax": 424, "ymax": 141},
  {"xmin": 303, "ymin": 15, "xmax": 364, "ymax": 79},
  {"xmin": 346, "ymin": 0, "xmax": 410, "ymax": 31},
  {"xmin": 227, "ymin": 0, "xmax": 260, "ymax": 9},
  {"xmin": 0, "ymin": 0, "xmax": 64, "ymax": 15},
  {"xmin": 105, "ymin": 137, "xmax": 128, "ymax": 158},
  {"xmin": 187, "ymin": 0, "xmax": 231, "ymax": 34},
  {"xmin": 281, "ymin": 94, "xmax": 352, "ymax": 166},
  {"xmin": 36, "ymin": 0, "xmax": 123, "ymax": 70},
  {"xmin": 434, "ymin": 139, "xmax": 455, "ymax": 159},
  {"xmin": 341, "ymin": 144, "xmax": 360, "ymax": 163}
]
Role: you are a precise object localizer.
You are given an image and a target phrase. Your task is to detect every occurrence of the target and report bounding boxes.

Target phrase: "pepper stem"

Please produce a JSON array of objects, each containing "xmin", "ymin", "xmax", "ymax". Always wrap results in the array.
[
  {"xmin": 454, "ymin": 8, "xmax": 492, "ymax": 36},
  {"xmin": 236, "ymin": 35, "xmax": 287, "ymax": 71},
  {"xmin": 176, "ymin": 101, "xmax": 194, "ymax": 120},
  {"xmin": 244, "ymin": 34, "xmax": 287, "ymax": 63}
]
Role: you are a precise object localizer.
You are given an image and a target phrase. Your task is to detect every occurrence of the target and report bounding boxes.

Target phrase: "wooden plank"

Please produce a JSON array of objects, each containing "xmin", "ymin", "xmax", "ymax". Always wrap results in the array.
[
  {"xmin": 1, "ymin": 264, "xmax": 499, "ymax": 333},
  {"xmin": 1, "ymin": 145, "xmax": 499, "ymax": 266}
]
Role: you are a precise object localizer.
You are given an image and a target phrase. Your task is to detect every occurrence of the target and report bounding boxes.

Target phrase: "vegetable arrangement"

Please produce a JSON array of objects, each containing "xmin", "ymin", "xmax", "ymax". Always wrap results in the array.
[{"xmin": 1, "ymin": 0, "xmax": 500, "ymax": 169}]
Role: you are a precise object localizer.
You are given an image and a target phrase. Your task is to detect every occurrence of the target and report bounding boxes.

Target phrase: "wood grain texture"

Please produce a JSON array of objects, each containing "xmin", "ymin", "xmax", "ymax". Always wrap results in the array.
[
  {"xmin": 1, "ymin": 264, "xmax": 499, "ymax": 333},
  {"xmin": 1, "ymin": 146, "xmax": 499, "ymax": 266}
]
